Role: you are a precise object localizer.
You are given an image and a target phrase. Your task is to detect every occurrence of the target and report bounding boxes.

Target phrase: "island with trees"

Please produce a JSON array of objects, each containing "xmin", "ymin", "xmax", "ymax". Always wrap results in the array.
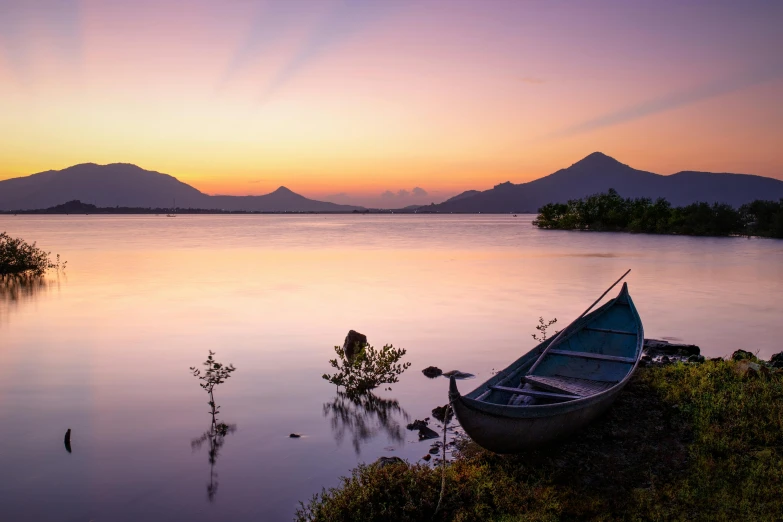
[{"xmin": 533, "ymin": 189, "xmax": 783, "ymax": 238}]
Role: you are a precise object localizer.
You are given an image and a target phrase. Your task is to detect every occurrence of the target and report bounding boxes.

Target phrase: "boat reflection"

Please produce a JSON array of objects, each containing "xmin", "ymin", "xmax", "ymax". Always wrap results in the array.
[
  {"xmin": 191, "ymin": 418, "xmax": 237, "ymax": 502},
  {"xmin": 323, "ymin": 392, "xmax": 409, "ymax": 455}
]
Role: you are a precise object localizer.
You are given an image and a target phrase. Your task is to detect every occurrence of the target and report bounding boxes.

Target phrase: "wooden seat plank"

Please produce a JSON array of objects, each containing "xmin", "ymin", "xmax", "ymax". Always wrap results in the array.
[
  {"xmin": 547, "ymin": 349, "xmax": 636, "ymax": 364},
  {"xmin": 584, "ymin": 327, "xmax": 637, "ymax": 336},
  {"xmin": 489, "ymin": 385, "xmax": 578, "ymax": 401},
  {"xmin": 525, "ymin": 375, "xmax": 616, "ymax": 397}
]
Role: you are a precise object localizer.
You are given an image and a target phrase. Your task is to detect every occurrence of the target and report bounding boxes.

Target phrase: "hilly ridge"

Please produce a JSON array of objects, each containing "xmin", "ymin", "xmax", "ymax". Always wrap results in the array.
[
  {"xmin": 1, "ymin": 154, "xmax": 782, "ymax": 213},
  {"xmin": 0, "ymin": 163, "xmax": 361, "ymax": 212},
  {"xmin": 426, "ymin": 152, "xmax": 783, "ymax": 213}
]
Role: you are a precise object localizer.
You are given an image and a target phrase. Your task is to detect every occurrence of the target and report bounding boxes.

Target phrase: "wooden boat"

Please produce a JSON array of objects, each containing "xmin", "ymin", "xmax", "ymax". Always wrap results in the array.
[{"xmin": 449, "ymin": 282, "xmax": 643, "ymax": 453}]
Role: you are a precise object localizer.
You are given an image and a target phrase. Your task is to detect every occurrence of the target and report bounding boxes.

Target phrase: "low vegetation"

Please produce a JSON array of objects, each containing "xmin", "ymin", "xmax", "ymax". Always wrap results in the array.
[
  {"xmin": 323, "ymin": 343, "xmax": 411, "ymax": 396},
  {"xmin": 534, "ymin": 189, "xmax": 783, "ymax": 238},
  {"xmin": 297, "ymin": 360, "xmax": 783, "ymax": 521},
  {"xmin": 0, "ymin": 232, "xmax": 65, "ymax": 275}
]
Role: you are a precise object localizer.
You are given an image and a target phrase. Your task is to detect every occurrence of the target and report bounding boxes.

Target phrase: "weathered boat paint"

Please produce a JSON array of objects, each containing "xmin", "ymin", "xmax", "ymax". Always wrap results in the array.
[{"xmin": 450, "ymin": 283, "xmax": 643, "ymax": 453}]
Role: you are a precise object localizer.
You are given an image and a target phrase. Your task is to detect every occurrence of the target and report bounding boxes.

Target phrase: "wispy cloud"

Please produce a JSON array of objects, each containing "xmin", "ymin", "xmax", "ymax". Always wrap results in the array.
[
  {"xmin": 258, "ymin": 0, "xmax": 412, "ymax": 101},
  {"xmin": 541, "ymin": 65, "xmax": 783, "ymax": 141},
  {"xmin": 0, "ymin": 0, "xmax": 83, "ymax": 85}
]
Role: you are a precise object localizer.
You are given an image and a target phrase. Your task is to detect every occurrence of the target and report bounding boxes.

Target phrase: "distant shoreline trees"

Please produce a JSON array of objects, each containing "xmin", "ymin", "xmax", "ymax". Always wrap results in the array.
[{"xmin": 533, "ymin": 189, "xmax": 783, "ymax": 238}]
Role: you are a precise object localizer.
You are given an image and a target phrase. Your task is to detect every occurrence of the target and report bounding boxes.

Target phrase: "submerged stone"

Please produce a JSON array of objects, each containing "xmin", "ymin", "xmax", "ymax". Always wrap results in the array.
[
  {"xmin": 431, "ymin": 404, "xmax": 453, "ymax": 423},
  {"xmin": 407, "ymin": 419, "xmax": 439, "ymax": 440},
  {"xmin": 422, "ymin": 366, "xmax": 443, "ymax": 378},
  {"xmin": 443, "ymin": 370, "xmax": 475, "ymax": 379}
]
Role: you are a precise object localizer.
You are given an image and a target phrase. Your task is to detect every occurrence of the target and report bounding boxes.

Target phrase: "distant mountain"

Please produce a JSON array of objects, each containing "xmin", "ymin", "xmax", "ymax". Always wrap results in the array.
[
  {"xmin": 426, "ymin": 153, "xmax": 783, "ymax": 213},
  {"xmin": 0, "ymin": 163, "xmax": 362, "ymax": 212},
  {"xmin": 443, "ymin": 190, "xmax": 481, "ymax": 203}
]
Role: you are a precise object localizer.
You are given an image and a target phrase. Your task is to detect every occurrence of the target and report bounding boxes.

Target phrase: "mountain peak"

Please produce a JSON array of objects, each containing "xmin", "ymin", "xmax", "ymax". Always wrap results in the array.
[
  {"xmin": 272, "ymin": 186, "xmax": 296, "ymax": 195},
  {"xmin": 571, "ymin": 152, "xmax": 624, "ymax": 169}
]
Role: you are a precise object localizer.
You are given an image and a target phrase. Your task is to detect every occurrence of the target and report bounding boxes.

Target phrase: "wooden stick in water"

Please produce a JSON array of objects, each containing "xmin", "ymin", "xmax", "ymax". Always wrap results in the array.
[{"xmin": 526, "ymin": 269, "xmax": 631, "ymax": 376}]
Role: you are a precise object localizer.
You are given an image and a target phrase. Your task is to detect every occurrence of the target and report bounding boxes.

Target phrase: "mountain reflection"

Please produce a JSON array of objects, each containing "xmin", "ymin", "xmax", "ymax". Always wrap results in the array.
[
  {"xmin": 191, "ymin": 420, "xmax": 237, "ymax": 502},
  {"xmin": 323, "ymin": 392, "xmax": 409, "ymax": 455}
]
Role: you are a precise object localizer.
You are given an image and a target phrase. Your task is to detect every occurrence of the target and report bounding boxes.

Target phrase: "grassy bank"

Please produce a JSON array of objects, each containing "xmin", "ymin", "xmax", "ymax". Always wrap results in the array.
[
  {"xmin": 296, "ymin": 360, "xmax": 783, "ymax": 521},
  {"xmin": 533, "ymin": 190, "xmax": 783, "ymax": 238}
]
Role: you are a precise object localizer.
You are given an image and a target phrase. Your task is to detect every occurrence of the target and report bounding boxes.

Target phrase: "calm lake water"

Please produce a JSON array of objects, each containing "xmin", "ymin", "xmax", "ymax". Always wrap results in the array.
[{"xmin": 1, "ymin": 215, "xmax": 782, "ymax": 521}]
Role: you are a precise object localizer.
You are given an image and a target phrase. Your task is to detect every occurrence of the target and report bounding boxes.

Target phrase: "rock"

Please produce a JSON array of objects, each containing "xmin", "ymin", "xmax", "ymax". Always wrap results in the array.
[
  {"xmin": 731, "ymin": 349, "xmax": 756, "ymax": 362},
  {"xmin": 429, "ymin": 447, "xmax": 440, "ymax": 454},
  {"xmin": 407, "ymin": 419, "xmax": 439, "ymax": 440},
  {"xmin": 660, "ymin": 355, "xmax": 670, "ymax": 364},
  {"xmin": 289, "ymin": 433, "xmax": 301, "ymax": 438},
  {"xmin": 375, "ymin": 456, "xmax": 405, "ymax": 468},
  {"xmin": 422, "ymin": 366, "xmax": 443, "ymax": 378},
  {"xmin": 733, "ymin": 359, "xmax": 762, "ymax": 378},
  {"xmin": 431, "ymin": 404, "xmax": 453, "ymax": 423},
  {"xmin": 687, "ymin": 355, "xmax": 705, "ymax": 363},
  {"xmin": 422, "ymin": 454, "xmax": 431, "ymax": 461},
  {"xmin": 443, "ymin": 370, "xmax": 475, "ymax": 379},
  {"xmin": 641, "ymin": 355, "xmax": 652, "ymax": 362},
  {"xmin": 644, "ymin": 339, "xmax": 700, "ymax": 356},
  {"xmin": 343, "ymin": 330, "xmax": 367, "ymax": 360}
]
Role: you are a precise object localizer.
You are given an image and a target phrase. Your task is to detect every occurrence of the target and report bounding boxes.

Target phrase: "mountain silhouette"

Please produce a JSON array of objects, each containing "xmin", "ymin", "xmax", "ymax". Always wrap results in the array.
[
  {"xmin": 0, "ymin": 163, "xmax": 361, "ymax": 212},
  {"xmin": 426, "ymin": 152, "xmax": 783, "ymax": 213}
]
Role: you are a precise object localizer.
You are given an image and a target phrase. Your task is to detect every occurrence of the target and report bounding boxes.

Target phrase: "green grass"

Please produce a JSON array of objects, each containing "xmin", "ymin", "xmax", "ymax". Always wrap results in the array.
[{"xmin": 296, "ymin": 361, "xmax": 783, "ymax": 521}]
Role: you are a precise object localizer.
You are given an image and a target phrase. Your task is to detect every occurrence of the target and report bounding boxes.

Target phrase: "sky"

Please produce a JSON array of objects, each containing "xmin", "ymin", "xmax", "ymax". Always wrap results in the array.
[{"xmin": 1, "ymin": 0, "xmax": 781, "ymax": 208}]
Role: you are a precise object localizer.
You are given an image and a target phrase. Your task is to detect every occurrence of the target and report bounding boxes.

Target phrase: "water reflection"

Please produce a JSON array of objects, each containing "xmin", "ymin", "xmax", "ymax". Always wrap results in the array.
[
  {"xmin": 191, "ymin": 418, "xmax": 237, "ymax": 502},
  {"xmin": 0, "ymin": 273, "xmax": 61, "ymax": 322},
  {"xmin": 323, "ymin": 392, "xmax": 409, "ymax": 455}
]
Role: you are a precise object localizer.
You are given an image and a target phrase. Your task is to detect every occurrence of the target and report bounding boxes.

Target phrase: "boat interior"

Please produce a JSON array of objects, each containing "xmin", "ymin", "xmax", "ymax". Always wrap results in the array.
[{"xmin": 478, "ymin": 289, "xmax": 641, "ymax": 407}]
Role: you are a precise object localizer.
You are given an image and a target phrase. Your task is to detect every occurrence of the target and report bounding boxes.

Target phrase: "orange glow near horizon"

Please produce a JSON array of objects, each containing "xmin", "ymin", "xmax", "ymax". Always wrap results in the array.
[{"xmin": 1, "ymin": 1, "xmax": 781, "ymax": 207}]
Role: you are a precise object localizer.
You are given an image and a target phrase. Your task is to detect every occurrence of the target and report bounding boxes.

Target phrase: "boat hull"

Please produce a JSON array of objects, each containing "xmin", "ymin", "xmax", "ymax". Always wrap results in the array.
[
  {"xmin": 450, "ymin": 283, "xmax": 643, "ymax": 453},
  {"xmin": 450, "ymin": 379, "xmax": 626, "ymax": 453}
]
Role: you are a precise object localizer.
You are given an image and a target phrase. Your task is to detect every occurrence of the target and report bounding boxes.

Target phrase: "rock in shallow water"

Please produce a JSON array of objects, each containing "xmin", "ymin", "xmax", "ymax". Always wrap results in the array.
[
  {"xmin": 343, "ymin": 330, "xmax": 367, "ymax": 360},
  {"xmin": 443, "ymin": 370, "xmax": 474, "ymax": 379},
  {"xmin": 422, "ymin": 366, "xmax": 443, "ymax": 378},
  {"xmin": 431, "ymin": 404, "xmax": 453, "ymax": 423},
  {"xmin": 407, "ymin": 419, "xmax": 439, "ymax": 440}
]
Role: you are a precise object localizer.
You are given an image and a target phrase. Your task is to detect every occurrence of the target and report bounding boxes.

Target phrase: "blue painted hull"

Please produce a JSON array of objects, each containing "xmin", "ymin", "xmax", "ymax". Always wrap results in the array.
[{"xmin": 450, "ymin": 283, "xmax": 643, "ymax": 453}]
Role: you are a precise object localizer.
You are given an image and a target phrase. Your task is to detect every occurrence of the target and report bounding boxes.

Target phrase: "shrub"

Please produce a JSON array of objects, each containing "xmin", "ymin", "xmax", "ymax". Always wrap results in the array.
[
  {"xmin": 323, "ymin": 343, "xmax": 411, "ymax": 396},
  {"xmin": 0, "ymin": 232, "xmax": 65, "ymax": 275}
]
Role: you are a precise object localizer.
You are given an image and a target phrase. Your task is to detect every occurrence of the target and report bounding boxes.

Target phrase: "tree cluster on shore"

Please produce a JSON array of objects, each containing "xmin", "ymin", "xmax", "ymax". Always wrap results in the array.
[{"xmin": 533, "ymin": 189, "xmax": 783, "ymax": 238}]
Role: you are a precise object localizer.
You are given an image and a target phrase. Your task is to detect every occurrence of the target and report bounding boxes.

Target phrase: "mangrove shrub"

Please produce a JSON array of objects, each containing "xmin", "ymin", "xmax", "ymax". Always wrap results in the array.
[
  {"xmin": 323, "ymin": 343, "xmax": 411, "ymax": 396},
  {"xmin": 0, "ymin": 232, "xmax": 65, "ymax": 275}
]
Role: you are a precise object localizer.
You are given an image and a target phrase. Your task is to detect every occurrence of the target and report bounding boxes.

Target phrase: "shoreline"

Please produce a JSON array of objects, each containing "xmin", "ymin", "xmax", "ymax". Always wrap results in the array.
[{"xmin": 296, "ymin": 349, "xmax": 783, "ymax": 521}]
